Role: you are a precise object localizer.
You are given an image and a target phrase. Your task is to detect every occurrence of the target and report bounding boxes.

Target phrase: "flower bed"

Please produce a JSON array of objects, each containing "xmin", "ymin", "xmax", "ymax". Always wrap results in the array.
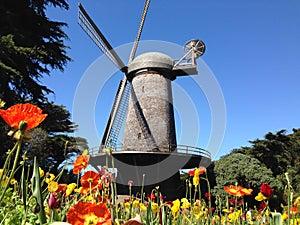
[{"xmin": 0, "ymin": 103, "xmax": 299, "ymax": 225}]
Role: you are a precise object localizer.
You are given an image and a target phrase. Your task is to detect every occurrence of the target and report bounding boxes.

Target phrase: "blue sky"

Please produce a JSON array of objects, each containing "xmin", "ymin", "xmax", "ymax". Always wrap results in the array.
[{"xmin": 43, "ymin": 0, "xmax": 300, "ymax": 160}]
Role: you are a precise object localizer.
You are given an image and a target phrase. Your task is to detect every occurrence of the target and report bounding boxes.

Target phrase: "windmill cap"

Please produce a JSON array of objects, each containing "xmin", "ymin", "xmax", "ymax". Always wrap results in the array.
[{"xmin": 127, "ymin": 52, "xmax": 174, "ymax": 75}]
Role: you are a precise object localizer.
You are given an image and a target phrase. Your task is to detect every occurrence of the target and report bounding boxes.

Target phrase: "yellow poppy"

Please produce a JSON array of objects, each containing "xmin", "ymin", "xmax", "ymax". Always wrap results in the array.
[
  {"xmin": 45, "ymin": 173, "xmax": 55, "ymax": 184},
  {"xmin": 181, "ymin": 198, "xmax": 191, "ymax": 209},
  {"xmin": 48, "ymin": 181, "xmax": 59, "ymax": 193},
  {"xmin": 132, "ymin": 200, "xmax": 139, "ymax": 209},
  {"xmin": 66, "ymin": 183, "xmax": 77, "ymax": 196},
  {"xmin": 39, "ymin": 167, "xmax": 44, "ymax": 178},
  {"xmin": 151, "ymin": 203, "xmax": 159, "ymax": 213},
  {"xmin": 171, "ymin": 199, "xmax": 180, "ymax": 218},
  {"xmin": 139, "ymin": 203, "xmax": 147, "ymax": 211},
  {"xmin": 255, "ymin": 192, "xmax": 267, "ymax": 201}
]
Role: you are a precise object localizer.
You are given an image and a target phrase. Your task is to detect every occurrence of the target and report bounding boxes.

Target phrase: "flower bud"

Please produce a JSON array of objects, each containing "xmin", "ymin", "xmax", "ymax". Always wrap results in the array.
[
  {"xmin": 48, "ymin": 193, "xmax": 59, "ymax": 209},
  {"xmin": 18, "ymin": 120, "xmax": 28, "ymax": 132}
]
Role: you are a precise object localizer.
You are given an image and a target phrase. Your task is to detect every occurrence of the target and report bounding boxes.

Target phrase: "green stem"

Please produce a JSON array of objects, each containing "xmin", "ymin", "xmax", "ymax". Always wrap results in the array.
[
  {"xmin": 198, "ymin": 176, "xmax": 201, "ymax": 199},
  {"xmin": 205, "ymin": 172, "xmax": 212, "ymax": 219},
  {"xmin": 31, "ymin": 157, "xmax": 47, "ymax": 224},
  {"xmin": 0, "ymin": 139, "xmax": 19, "ymax": 185},
  {"xmin": 21, "ymin": 165, "xmax": 27, "ymax": 218},
  {"xmin": 0, "ymin": 138, "xmax": 23, "ymax": 203},
  {"xmin": 76, "ymin": 173, "xmax": 80, "ymax": 188},
  {"xmin": 141, "ymin": 174, "xmax": 145, "ymax": 203},
  {"xmin": 285, "ymin": 172, "xmax": 291, "ymax": 225}
]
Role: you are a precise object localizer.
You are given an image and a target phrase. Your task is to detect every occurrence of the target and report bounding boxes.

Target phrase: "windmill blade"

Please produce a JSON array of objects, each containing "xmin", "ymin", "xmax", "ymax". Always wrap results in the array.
[
  {"xmin": 101, "ymin": 0, "xmax": 151, "ymax": 150},
  {"xmin": 78, "ymin": 3, "xmax": 126, "ymax": 71},
  {"xmin": 128, "ymin": 0, "xmax": 150, "ymax": 63},
  {"xmin": 101, "ymin": 77, "xmax": 131, "ymax": 150}
]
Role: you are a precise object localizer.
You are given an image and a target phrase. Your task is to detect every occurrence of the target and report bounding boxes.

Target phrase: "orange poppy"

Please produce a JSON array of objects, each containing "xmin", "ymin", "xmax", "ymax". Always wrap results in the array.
[
  {"xmin": 0, "ymin": 103, "xmax": 47, "ymax": 130},
  {"xmin": 289, "ymin": 206, "xmax": 299, "ymax": 214},
  {"xmin": 80, "ymin": 170, "xmax": 101, "ymax": 193},
  {"xmin": 239, "ymin": 186, "xmax": 253, "ymax": 196},
  {"xmin": 73, "ymin": 155, "xmax": 89, "ymax": 174},
  {"xmin": 67, "ymin": 202, "xmax": 111, "ymax": 225},
  {"xmin": 188, "ymin": 166, "xmax": 206, "ymax": 176},
  {"xmin": 224, "ymin": 185, "xmax": 253, "ymax": 197},
  {"xmin": 56, "ymin": 183, "xmax": 68, "ymax": 193},
  {"xmin": 224, "ymin": 185, "xmax": 241, "ymax": 197},
  {"xmin": 198, "ymin": 166, "xmax": 207, "ymax": 174}
]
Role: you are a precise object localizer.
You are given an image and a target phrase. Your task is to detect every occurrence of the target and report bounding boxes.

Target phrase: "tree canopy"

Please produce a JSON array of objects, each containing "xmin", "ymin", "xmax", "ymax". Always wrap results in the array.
[
  {"xmin": 233, "ymin": 129, "xmax": 300, "ymax": 197},
  {"xmin": 0, "ymin": 0, "xmax": 87, "ymax": 175},
  {"xmin": 0, "ymin": 0, "xmax": 70, "ymax": 105},
  {"xmin": 213, "ymin": 129, "xmax": 300, "ymax": 209}
]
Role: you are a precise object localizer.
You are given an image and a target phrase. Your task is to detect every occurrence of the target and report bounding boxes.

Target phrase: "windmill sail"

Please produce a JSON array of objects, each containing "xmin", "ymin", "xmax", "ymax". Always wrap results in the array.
[
  {"xmin": 124, "ymin": 0, "xmax": 158, "ymax": 150},
  {"xmin": 101, "ymin": 78, "xmax": 131, "ymax": 149},
  {"xmin": 128, "ymin": 0, "xmax": 150, "ymax": 63},
  {"xmin": 78, "ymin": 0, "xmax": 157, "ymax": 151},
  {"xmin": 100, "ymin": 0, "xmax": 154, "ymax": 151},
  {"xmin": 78, "ymin": 3, "xmax": 126, "ymax": 71}
]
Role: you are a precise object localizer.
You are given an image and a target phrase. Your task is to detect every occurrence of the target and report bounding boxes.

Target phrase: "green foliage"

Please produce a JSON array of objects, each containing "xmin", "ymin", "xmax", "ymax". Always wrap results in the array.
[
  {"xmin": 0, "ymin": 0, "xmax": 88, "ymax": 172},
  {"xmin": 233, "ymin": 129, "xmax": 300, "ymax": 202},
  {"xmin": 212, "ymin": 153, "xmax": 278, "ymax": 196},
  {"xmin": 0, "ymin": 0, "xmax": 70, "ymax": 105},
  {"xmin": 26, "ymin": 128, "xmax": 88, "ymax": 174},
  {"xmin": 38, "ymin": 102, "xmax": 78, "ymax": 134},
  {"xmin": 224, "ymin": 129, "xmax": 300, "ymax": 208},
  {"xmin": 239, "ymin": 130, "xmax": 293, "ymax": 176},
  {"xmin": 0, "ymin": 188, "xmax": 26, "ymax": 224}
]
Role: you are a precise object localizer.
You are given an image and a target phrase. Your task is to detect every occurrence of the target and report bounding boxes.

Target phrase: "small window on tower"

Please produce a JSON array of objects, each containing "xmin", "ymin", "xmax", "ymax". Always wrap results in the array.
[
  {"xmin": 138, "ymin": 133, "xmax": 142, "ymax": 139},
  {"xmin": 142, "ymin": 86, "xmax": 144, "ymax": 92}
]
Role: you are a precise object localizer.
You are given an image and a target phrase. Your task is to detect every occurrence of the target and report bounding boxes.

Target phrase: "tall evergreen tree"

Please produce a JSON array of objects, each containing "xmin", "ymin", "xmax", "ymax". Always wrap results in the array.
[
  {"xmin": 0, "ymin": 0, "xmax": 70, "ymax": 105},
  {"xmin": 0, "ymin": 0, "xmax": 88, "ymax": 173}
]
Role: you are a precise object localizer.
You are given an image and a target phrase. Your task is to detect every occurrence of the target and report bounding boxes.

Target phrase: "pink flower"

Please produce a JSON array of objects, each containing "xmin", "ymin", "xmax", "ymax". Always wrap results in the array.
[{"xmin": 48, "ymin": 193, "xmax": 59, "ymax": 209}]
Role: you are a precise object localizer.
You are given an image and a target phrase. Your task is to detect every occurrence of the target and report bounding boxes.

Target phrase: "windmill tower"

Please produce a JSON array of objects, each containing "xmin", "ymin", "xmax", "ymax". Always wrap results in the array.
[
  {"xmin": 123, "ymin": 52, "xmax": 177, "ymax": 152},
  {"xmin": 78, "ymin": 0, "xmax": 211, "ymax": 199}
]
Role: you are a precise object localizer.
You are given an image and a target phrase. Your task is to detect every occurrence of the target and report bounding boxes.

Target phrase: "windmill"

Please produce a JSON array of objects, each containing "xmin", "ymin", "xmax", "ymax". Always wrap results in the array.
[{"xmin": 78, "ymin": 0, "xmax": 211, "ymax": 199}]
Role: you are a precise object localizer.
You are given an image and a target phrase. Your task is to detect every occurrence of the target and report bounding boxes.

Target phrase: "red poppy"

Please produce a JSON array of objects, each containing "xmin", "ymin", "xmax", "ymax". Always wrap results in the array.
[
  {"xmin": 67, "ymin": 202, "xmax": 111, "ymax": 225},
  {"xmin": 159, "ymin": 195, "xmax": 166, "ymax": 201},
  {"xmin": 205, "ymin": 192, "xmax": 212, "ymax": 199},
  {"xmin": 188, "ymin": 166, "xmax": 206, "ymax": 176},
  {"xmin": 188, "ymin": 169, "xmax": 195, "ymax": 176},
  {"xmin": 80, "ymin": 170, "xmax": 101, "ymax": 193},
  {"xmin": 56, "ymin": 184, "xmax": 68, "ymax": 193},
  {"xmin": 228, "ymin": 198, "xmax": 236, "ymax": 205},
  {"xmin": 164, "ymin": 201, "xmax": 173, "ymax": 207},
  {"xmin": 228, "ymin": 198, "xmax": 243, "ymax": 206},
  {"xmin": 260, "ymin": 183, "xmax": 274, "ymax": 198},
  {"xmin": 258, "ymin": 201, "xmax": 268, "ymax": 212},
  {"xmin": 147, "ymin": 193, "xmax": 156, "ymax": 201},
  {"xmin": 73, "ymin": 155, "xmax": 89, "ymax": 174},
  {"xmin": 0, "ymin": 103, "xmax": 47, "ymax": 130},
  {"xmin": 208, "ymin": 207, "xmax": 215, "ymax": 213}
]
